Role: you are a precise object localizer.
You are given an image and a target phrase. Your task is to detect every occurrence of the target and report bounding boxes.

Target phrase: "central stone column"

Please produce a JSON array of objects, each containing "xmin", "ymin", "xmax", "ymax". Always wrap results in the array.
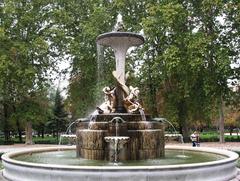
[
  {"xmin": 112, "ymin": 44, "xmax": 128, "ymax": 113},
  {"xmin": 96, "ymin": 32, "xmax": 144, "ymax": 113}
]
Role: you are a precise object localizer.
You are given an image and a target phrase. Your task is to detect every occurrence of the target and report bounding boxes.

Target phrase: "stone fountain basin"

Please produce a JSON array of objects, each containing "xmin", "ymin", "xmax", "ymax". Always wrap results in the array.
[
  {"xmin": 96, "ymin": 32, "xmax": 144, "ymax": 47},
  {"xmin": 1, "ymin": 145, "xmax": 239, "ymax": 181}
]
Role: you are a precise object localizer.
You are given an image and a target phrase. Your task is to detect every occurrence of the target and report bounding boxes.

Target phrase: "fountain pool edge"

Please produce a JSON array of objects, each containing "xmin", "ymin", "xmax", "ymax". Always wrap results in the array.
[{"xmin": 1, "ymin": 145, "xmax": 239, "ymax": 181}]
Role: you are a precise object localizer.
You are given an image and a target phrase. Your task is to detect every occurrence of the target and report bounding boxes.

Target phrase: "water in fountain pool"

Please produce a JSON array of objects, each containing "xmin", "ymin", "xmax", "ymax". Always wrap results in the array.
[{"xmin": 13, "ymin": 149, "xmax": 226, "ymax": 166}]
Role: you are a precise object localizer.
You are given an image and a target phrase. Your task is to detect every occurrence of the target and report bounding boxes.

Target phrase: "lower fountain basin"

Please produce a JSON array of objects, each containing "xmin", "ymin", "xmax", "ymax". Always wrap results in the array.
[{"xmin": 1, "ymin": 146, "xmax": 239, "ymax": 181}]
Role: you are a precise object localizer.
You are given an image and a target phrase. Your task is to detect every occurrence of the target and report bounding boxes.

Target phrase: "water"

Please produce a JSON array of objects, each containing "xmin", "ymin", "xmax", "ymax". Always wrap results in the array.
[
  {"xmin": 114, "ymin": 138, "xmax": 119, "ymax": 163},
  {"xmin": 162, "ymin": 118, "xmax": 178, "ymax": 135},
  {"xmin": 153, "ymin": 118, "xmax": 182, "ymax": 142},
  {"xmin": 105, "ymin": 136, "xmax": 129, "ymax": 165},
  {"xmin": 96, "ymin": 44, "xmax": 105, "ymax": 105},
  {"xmin": 139, "ymin": 109, "xmax": 146, "ymax": 122},
  {"xmin": 58, "ymin": 120, "xmax": 79, "ymax": 146},
  {"xmin": 97, "ymin": 44, "xmax": 104, "ymax": 79},
  {"xmin": 58, "ymin": 134, "xmax": 76, "ymax": 147},
  {"xmin": 14, "ymin": 149, "xmax": 226, "ymax": 166},
  {"xmin": 109, "ymin": 117, "xmax": 126, "ymax": 136},
  {"xmin": 87, "ymin": 44, "xmax": 105, "ymax": 129},
  {"xmin": 113, "ymin": 13, "xmax": 123, "ymax": 32},
  {"xmin": 106, "ymin": 117, "xmax": 128, "ymax": 164},
  {"xmin": 163, "ymin": 118, "xmax": 184, "ymax": 143},
  {"xmin": 65, "ymin": 121, "xmax": 78, "ymax": 135},
  {"xmin": 88, "ymin": 113, "xmax": 98, "ymax": 129},
  {"xmin": 58, "ymin": 136, "xmax": 63, "ymax": 146}
]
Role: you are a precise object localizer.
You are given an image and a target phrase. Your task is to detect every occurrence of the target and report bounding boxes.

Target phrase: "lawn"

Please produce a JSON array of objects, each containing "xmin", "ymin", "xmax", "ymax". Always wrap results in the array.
[{"xmin": 0, "ymin": 135, "xmax": 70, "ymax": 145}]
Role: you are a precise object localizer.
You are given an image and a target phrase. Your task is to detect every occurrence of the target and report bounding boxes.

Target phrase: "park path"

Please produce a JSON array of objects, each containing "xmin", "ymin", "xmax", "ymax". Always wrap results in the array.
[{"xmin": 168, "ymin": 142, "xmax": 240, "ymax": 152}]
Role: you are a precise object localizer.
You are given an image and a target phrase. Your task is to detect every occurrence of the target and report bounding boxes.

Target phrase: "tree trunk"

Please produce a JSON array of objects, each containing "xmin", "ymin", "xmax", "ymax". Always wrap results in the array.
[
  {"xmin": 25, "ymin": 121, "xmax": 33, "ymax": 145},
  {"xmin": 230, "ymin": 127, "xmax": 233, "ymax": 136},
  {"xmin": 16, "ymin": 119, "xmax": 23, "ymax": 142},
  {"xmin": 57, "ymin": 118, "xmax": 59, "ymax": 143},
  {"xmin": 178, "ymin": 100, "xmax": 189, "ymax": 142},
  {"xmin": 3, "ymin": 103, "xmax": 10, "ymax": 143},
  {"xmin": 219, "ymin": 96, "xmax": 225, "ymax": 143},
  {"xmin": 41, "ymin": 129, "xmax": 44, "ymax": 138}
]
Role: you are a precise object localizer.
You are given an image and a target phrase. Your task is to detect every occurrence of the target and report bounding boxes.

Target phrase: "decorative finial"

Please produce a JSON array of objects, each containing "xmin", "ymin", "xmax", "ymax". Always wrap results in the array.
[{"xmin": 113, "ymin": 13, "xmax": 125, "ymax": 32}]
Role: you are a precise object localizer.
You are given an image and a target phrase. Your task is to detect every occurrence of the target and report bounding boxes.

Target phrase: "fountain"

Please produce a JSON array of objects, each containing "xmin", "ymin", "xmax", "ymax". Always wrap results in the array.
[
  {"xmin": 104, "ymin": 117, "xmax": 129, "ymax": 164},
  {"xmin": 76, "ymin": 19, "xmax": 164, "ymax": 161},
  {"xmin": 1, "ymin": 16, "xmax": 239, "ymax": 181},
  {"xmin": 59, "ymin": 120, "xmax": 79, "ymax": 146}
]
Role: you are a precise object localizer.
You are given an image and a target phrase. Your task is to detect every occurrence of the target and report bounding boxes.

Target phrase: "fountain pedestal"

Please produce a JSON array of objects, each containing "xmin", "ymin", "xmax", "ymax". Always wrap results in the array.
[
  {"xmin": 76, "ymin": 29, "xmax": 165, "ymax": 161},
  {"xmin": 105, "ymin": 136, "xmax": 129, "ymax": 163},
  {"xmin": 76, "ymin": 114, "xmax": 165, "ymax": 160}
]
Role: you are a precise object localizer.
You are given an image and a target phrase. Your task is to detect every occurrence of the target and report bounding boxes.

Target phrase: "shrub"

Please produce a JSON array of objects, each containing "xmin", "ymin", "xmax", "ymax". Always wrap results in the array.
[{"xmin": 200, "ymin": 133, "xmax": 240, "ymax": 142}]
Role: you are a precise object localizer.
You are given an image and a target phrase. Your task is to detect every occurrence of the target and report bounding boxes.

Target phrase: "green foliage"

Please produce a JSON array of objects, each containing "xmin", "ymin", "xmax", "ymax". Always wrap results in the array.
[
  {"xmin": 11, "ymin": 89, "xmax": 52, "ymax": 126},
  {"xmin": 200, "ymin": 133, "xmax": 240, "ymax": 142},
  {"xmin": 0, "ymin": 0, "xmax": 239, "ymax": 141},
  {"xmin": 46, "ymin": 89, "xmax": 68, "ymax": 135},
  {"xmin": 0, "ymin": 135, "xmax": 70, "ymax": 145},
  {"xmin": 58, "ymin": 1, "xmax": 117, "ymax": 117},
  {"xmin": 200, "ymin": 133, "xmax": 219, "ymax": 142},
  {"xmin": 0, "ymin": 0, "xmax": 66, "ymax": 142},
  {"xmin": 136, "ymin": 0, "xmax": 239, "ymax": 141}
]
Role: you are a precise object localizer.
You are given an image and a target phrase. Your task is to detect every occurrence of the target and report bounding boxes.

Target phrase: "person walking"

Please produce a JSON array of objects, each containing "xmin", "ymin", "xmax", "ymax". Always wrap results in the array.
[{"xmin": 190, "ymin": 131, "xmax": 197, "ymax": 147}]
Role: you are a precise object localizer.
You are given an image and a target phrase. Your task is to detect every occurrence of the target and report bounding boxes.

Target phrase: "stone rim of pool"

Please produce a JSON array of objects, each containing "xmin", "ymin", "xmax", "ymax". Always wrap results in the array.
[{"xmin": 1, "ymin": 145, "xmax": 239, "ymax": 181}]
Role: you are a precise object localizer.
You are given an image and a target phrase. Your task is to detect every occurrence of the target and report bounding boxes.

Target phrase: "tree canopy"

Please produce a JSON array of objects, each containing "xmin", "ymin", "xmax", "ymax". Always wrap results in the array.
[{"xmin": 0, "ymin": 0, "xmax": 239, "ymax": 143}]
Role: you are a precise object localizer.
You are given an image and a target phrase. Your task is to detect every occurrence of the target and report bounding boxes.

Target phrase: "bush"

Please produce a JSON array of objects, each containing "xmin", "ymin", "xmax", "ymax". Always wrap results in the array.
[
  {"xmin": 225, "ymin": 135, "xmax": 240, "ymax": 142},
  {"xmin": 0, "ymin": 138, "xmax": 14, "ymax": 145},
  {"xmin": 200, "ymin": 133, "xmax": 240, "ymax": 142},
  {"xmin": 33, "ymin": 137, "xmax": 59, "ymax": 144},
  {"xmin": 200, "ymin": 134, "xmax": 219, "ymax": 142},
  {"xmin": 0, "ymin": 136, "xmax": 69, "ymax": 145}
]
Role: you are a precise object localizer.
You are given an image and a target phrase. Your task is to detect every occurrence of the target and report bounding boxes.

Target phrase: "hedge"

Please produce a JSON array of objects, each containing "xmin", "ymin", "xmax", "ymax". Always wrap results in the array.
[
  {"xmin": 0, "ymin": 136, "xmax": 70, "ymax": 145},
  {"xmin": 200, "ymin": 134, "xmax": 240, "ymax": 142}
]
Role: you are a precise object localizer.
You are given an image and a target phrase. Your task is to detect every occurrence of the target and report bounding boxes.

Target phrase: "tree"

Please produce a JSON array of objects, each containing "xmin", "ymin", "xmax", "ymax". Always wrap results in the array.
[
  {"xmin": 140, "ymin": 1, "xmax": 196, "ymax": 141},
  {"xmin": 138, "ymin": 0, "xmax": 239, "ymax": 142},
  {"xmin": 54, "ymin": 1, "xmax": 117, "ymax": 117},
  {"xmin": 10, "ymin": 89, "xmax": 52, "ymax": 144},
  {"xmin": 52, "ymin": 89, "xmax": 67, "ymax": 140},
  {"xmin": 0, "ymin": 0, "xmax": 66, "ymax": 143},
  {"xmin": 189, "ymin": 0, "xmax": 239, "ymax": 143}
]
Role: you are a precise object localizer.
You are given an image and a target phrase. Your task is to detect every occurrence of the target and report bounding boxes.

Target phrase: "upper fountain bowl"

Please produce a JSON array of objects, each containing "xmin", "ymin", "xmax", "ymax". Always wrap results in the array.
[{"xmin": 96, "ymin": 32, "xmax": 144, "ymax": 47}]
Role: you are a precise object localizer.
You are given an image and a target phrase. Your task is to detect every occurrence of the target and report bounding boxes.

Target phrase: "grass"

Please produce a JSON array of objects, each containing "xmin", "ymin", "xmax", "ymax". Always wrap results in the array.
[{"xmin": 0, "ymin": 135, "xmax": 70, "ymax": 145}]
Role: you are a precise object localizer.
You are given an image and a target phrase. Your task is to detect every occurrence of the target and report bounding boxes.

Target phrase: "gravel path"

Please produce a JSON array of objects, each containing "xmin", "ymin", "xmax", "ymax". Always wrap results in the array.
[{"xmin": 167, "ymin": 142, "xmax": 240, "ymax": 152}]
